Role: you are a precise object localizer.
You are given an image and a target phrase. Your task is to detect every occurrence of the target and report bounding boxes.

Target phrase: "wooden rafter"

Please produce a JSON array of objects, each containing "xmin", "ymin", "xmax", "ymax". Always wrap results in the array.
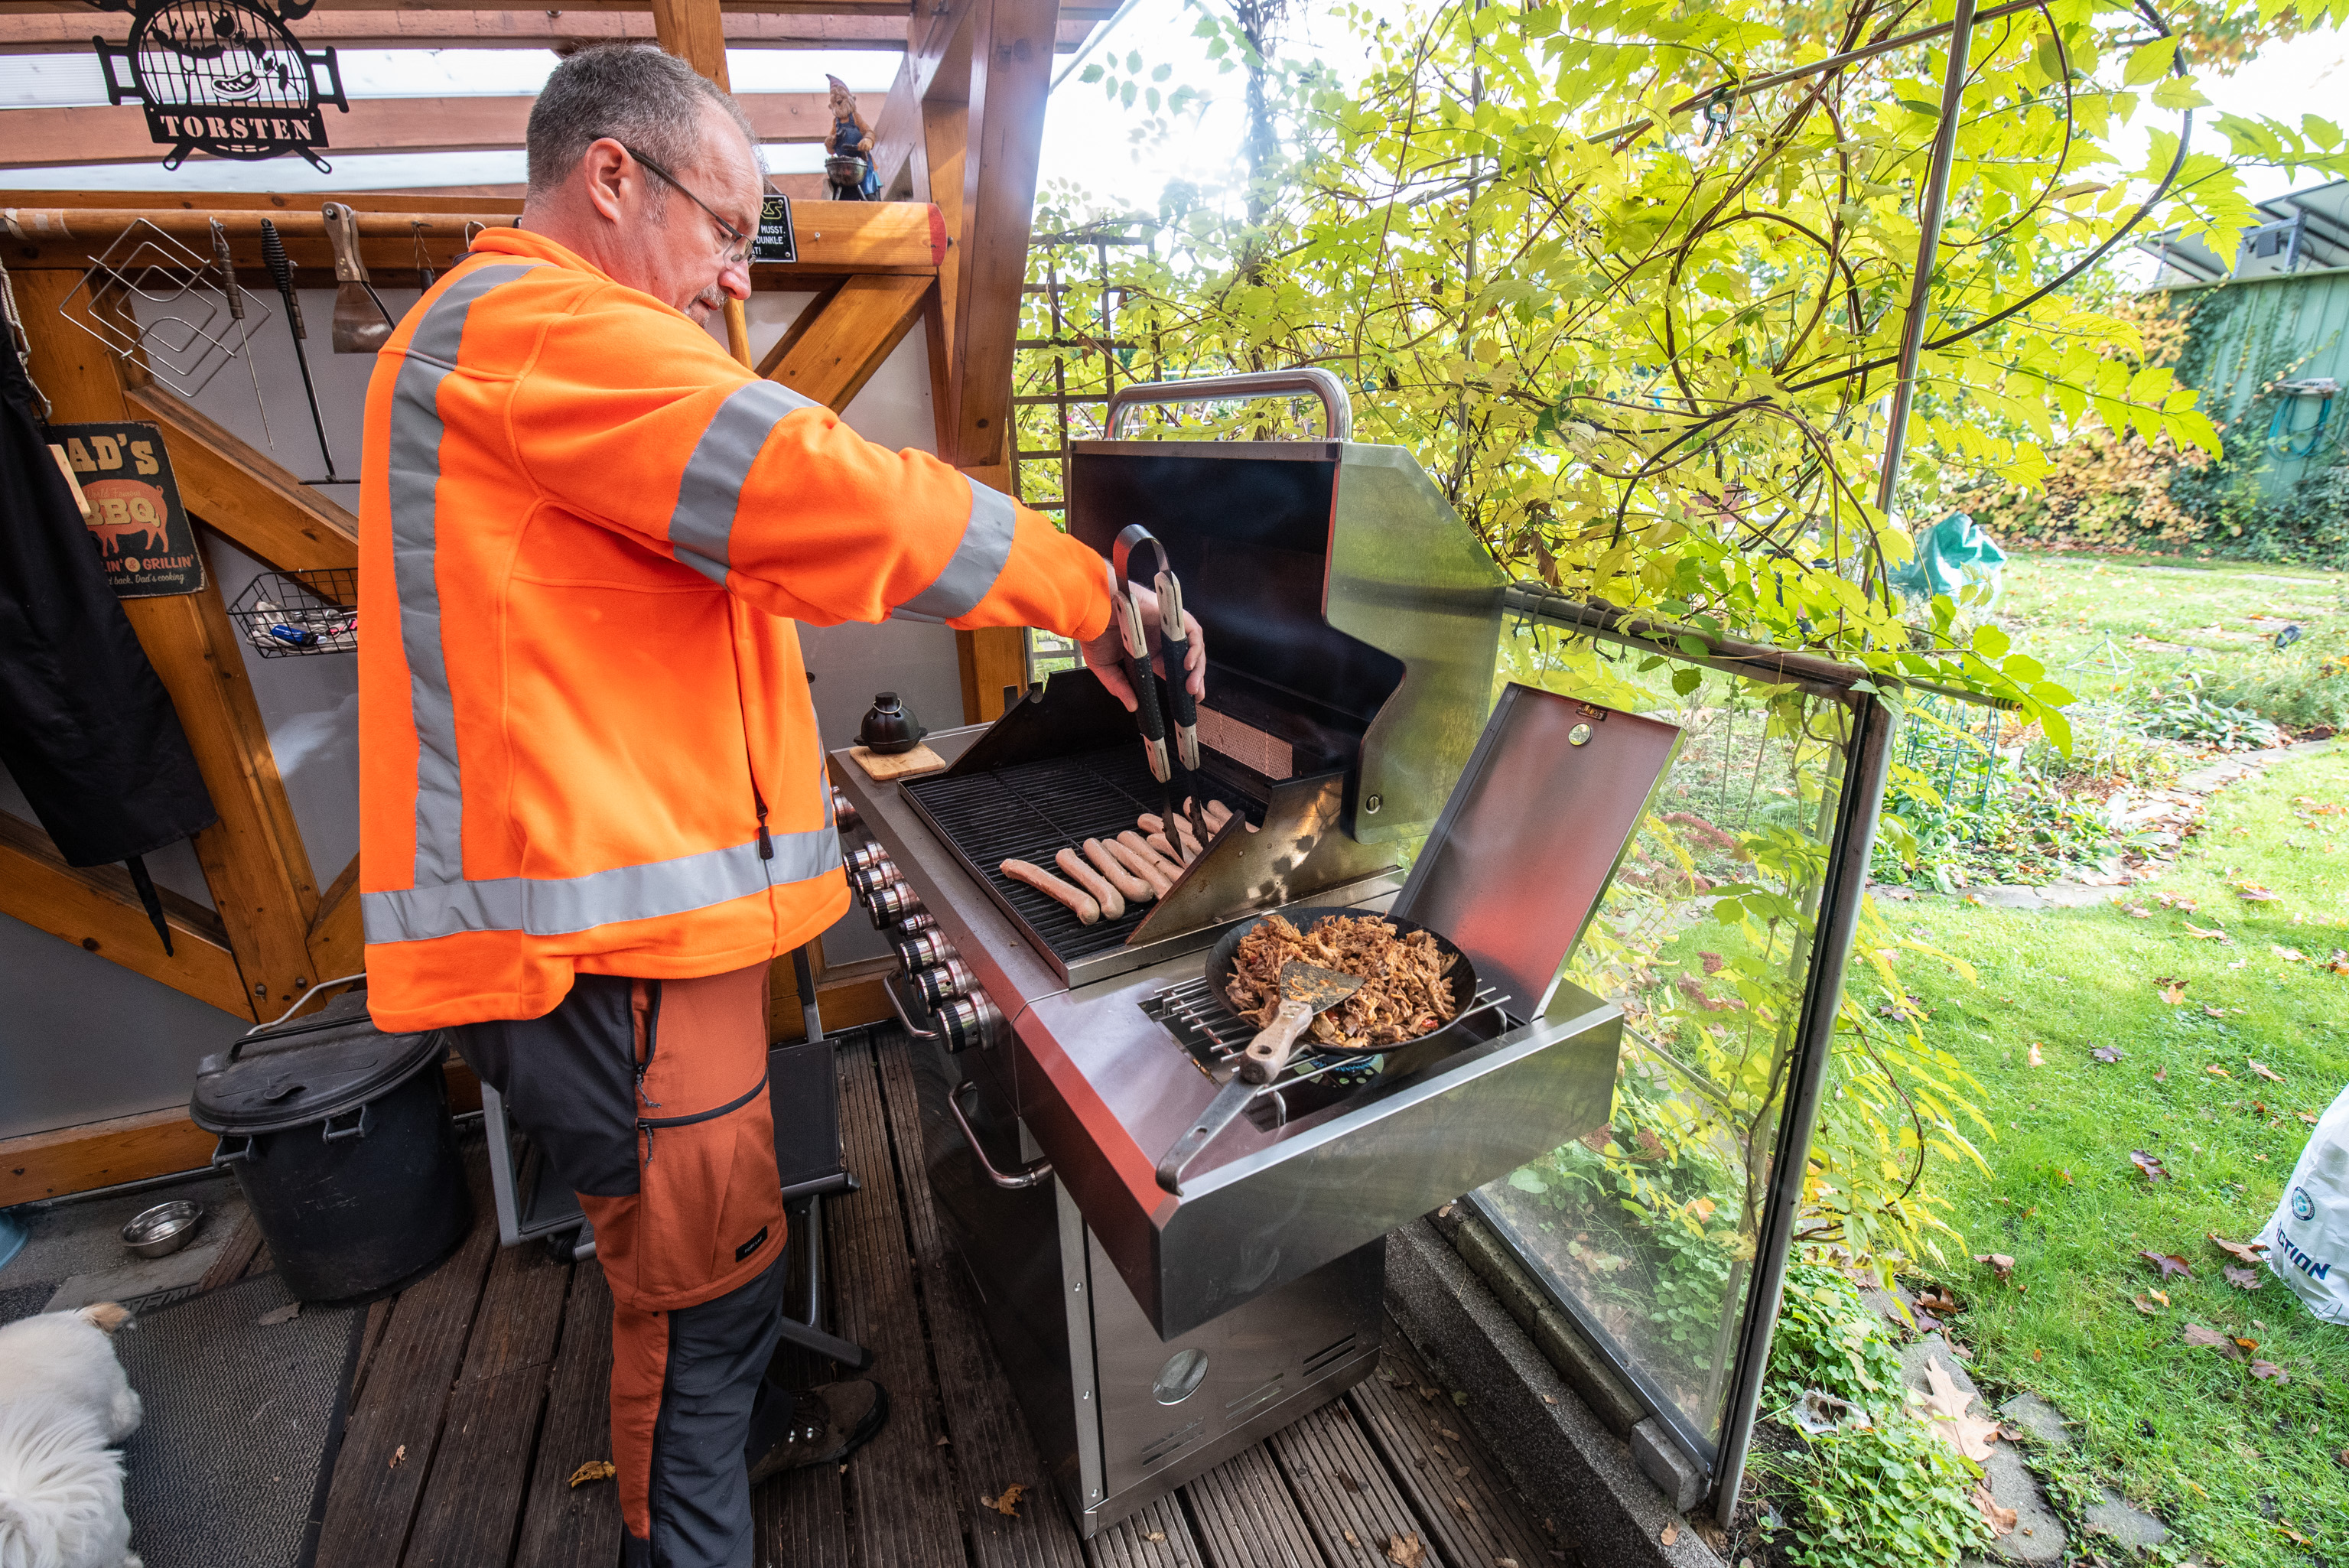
[
  {"xmin": 0, "ymin": 11, "xmax": 1101, "ymax": 52},
  {"xmin": 2, "ymin": 91, "xmax": 833, "ymax": 170},
  {"xmin": 0, "ymin": 812, "xmax": 249, "ymax": 1018},
  {"xmin": 126, "ymin": 385, "xmax": 360, "ymax": 577}
]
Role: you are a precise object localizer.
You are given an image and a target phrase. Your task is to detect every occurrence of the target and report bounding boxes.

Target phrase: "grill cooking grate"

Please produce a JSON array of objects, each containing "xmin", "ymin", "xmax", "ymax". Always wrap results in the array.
[{"xmin": 902, "ymin": 748, "xmax": 1254, "ymax": 965}]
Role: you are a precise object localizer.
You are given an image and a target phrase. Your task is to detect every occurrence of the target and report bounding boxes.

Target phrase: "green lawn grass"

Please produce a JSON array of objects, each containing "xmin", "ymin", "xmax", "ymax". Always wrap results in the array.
[{"xmin": 1889, "ymin": 745, "xmax": 2349, "ymax": 1566}]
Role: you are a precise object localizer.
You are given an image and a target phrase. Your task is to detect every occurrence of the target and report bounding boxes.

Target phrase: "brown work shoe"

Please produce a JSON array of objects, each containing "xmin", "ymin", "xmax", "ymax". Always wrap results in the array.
[{"xmin": 747, "ymin": 1379, "xmax": 889, "ymax": 1483}]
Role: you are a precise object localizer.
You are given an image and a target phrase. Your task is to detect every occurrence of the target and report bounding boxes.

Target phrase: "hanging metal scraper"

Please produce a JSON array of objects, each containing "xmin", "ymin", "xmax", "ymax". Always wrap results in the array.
[{"xmin": 322, "ymin": 203, "xmax": 395, "ymax": 354}]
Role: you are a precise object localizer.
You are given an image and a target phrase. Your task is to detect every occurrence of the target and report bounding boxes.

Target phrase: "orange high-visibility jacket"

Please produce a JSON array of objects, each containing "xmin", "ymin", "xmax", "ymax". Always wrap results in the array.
[{"xmin": 357, "ymin": 228, "xmax": 1111, "ymax": 1032}]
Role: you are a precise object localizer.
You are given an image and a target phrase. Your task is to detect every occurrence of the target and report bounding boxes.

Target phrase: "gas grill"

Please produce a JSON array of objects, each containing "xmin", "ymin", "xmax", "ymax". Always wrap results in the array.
[{"xmin": 828, "ymin": 370, "xmax": 1684, "ymax": 1537}]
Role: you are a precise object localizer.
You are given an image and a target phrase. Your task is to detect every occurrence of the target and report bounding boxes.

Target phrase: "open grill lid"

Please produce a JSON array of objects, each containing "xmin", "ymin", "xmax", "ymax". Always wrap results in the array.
[{"xmin": 1393, "ymin": 684, "xmax": 1684, "ymax": 1020}]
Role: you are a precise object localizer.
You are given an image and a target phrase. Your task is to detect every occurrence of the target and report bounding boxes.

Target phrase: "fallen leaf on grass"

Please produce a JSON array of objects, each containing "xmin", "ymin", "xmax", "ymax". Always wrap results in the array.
[
  {"xmin": 2302, "ymin": 1111, "xmax": 2322, "ymax": 1125},
  {"xmin": 2207, "ymin": 1064, "xmax": 2233, "ymax": 1078},
  {"xmin": 2250, "ymin": 1361, "xmax": 2288, "ymax": 1382},
  {"xmin": 2131, "ymin": 1294, "xmax": 2167, "ymax": 1314},
  {"xmin": 2027, "ymin": 1043, "xmax": 2045, "ymax": 1067},
  {"xmin": 2212, "ymin": 1235, "xmax": 2267, "ymax": 1266},
  {"xmin": 1916, "ymin": 1284, "xmax": 1960, "ymax": 1315},
  {"xmin": 2225, "ymin": 1266, "xmax": 2264, "ymax": 1290},
  {"xmin": 1922, "ymin": 1358, "xmax": 2001, "ymax": 1462},
  {"xmin": 2154, "ymin": 1067, "xmax": 2168, "ymax": 1082},
  {"xmin": 256, "ymin": 1302, "xmax": 301, "ymax": 1326},
  {"xmin": 982, "ymin": 1484, "xmax": 1026, "ymax": 1518},
  {"xmin": 2092, "ymin": 1046, "xmax": 2124, "ymax": 1064},
  {"xmin": 1974, "ymin": 1253, "xmax": 2016, "ymax": 1282},
  {"xmin": 1386, "ymin": 1531, "xmax": 1427, "ymax": 1566},
  {"xmin": 2123, "ymin": 904, "xmax": 2152, "ymax": 919},
  {"xmin": 568, "ymin": 1460, "xmax": 616, "ymax": 1488},
  {"xmin": 2058, "ymin": 1167, "xmax": 2074, "ymax": 1183},
  {"xmin": 2130, "ymin": 1150, "xmax": 2171, "ymax": 1182},
  {"xmin": 2272, "ymin": 946, "xmax": 2308, "ymax": 963},
  {"xmin": 2184, "ymin": 922, "xmax": 2231, "ymax": 941},
  {"xmin": 2140, "ymin": 1251, "xmax": 2192, "ymax": 1279},
  {"xmin": 2249, "ymin": 1059, "xmax": 2285, "ymax": 1082},
  {"xmin": 2204, "ymin": 1004, "xmax": 2229, "ymax": 1017},
  {"xmin": 2325, "ymin": 951, "xmax": 2349, "ymax": 975},
  {"xmin": 2155, "ymin": 978, "xmax": 2188, "ymax": 1004},
  {"xmin": 1973, "ymin": 1482, "xmax": 2019, "ymax": 1537},
  {"xmin": 2181, "ymin": 1324, "xmax": 2241, "ymax": 1356},
  {"xmin": 2236, "ymin": 883, "xmax": 2282, "ymax": 902}
]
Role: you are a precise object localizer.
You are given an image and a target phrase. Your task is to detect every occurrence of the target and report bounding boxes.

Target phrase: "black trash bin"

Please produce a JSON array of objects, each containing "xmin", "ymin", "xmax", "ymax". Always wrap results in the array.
[{"xmin": 191, "ymin": 984, "xmax": 473, "ymax": 1302}]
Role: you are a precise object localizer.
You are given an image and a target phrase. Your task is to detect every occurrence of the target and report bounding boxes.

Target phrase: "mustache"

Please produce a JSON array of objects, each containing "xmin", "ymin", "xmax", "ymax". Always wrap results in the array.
[{"xmin": 693, "ymin": 285, "xmax": 728, "ymax": 314}]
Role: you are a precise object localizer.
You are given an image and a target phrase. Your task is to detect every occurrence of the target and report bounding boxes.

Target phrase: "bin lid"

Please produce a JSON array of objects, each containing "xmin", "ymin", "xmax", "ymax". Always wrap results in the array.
[{"xmin": 190, "ymin": 987, "xmax": 449, "ymax": 1136}]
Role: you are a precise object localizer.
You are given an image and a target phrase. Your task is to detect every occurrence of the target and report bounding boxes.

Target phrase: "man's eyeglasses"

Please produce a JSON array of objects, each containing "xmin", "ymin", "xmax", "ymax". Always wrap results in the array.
[{"xmin": 619, "ymin": 142, "xmax": 755, "ymax": 268}]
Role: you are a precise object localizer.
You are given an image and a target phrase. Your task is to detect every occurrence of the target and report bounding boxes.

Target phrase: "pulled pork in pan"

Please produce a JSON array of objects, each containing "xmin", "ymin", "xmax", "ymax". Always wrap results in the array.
[{"xmin": 1225, "ymin": 914, "xmax": 1459, "ymax": 1048}]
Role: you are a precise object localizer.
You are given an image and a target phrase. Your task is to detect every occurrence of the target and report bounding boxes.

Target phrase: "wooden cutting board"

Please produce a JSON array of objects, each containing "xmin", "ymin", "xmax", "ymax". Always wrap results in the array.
[{"xmin": 848, "ymin": 742, "xmax": 948, "ymax": 780}]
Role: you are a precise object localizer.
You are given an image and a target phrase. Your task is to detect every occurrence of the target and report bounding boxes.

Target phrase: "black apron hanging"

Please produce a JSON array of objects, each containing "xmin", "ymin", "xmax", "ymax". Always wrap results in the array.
[{"xmin": 0, "ymin": 314, "xmax": 217, "ymax": 951}]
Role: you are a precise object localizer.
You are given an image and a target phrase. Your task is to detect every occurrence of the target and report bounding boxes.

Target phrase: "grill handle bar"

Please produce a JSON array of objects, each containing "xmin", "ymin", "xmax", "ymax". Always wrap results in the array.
[
  {"xmin": 882, "ymin": 967, "xmax": 940, "ymax": 1041},
  {"xmin": 1105, "ymin": 369, "xmax": 1352, "ymax": 441},
  {"xmin": 946, "ymin": 1082, "xmax": 1052, "ymax": 1190}
]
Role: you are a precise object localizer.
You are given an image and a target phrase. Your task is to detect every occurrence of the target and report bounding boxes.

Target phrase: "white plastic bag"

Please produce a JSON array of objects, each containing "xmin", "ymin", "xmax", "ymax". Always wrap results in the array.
[{"xmin": 2260, "ymin": 1081, "xmax": 2349, "ymax": 1326}]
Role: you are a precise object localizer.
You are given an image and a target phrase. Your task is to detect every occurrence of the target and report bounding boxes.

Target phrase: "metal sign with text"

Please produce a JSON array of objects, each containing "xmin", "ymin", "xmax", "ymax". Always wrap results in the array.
[
  {"xmin": 751, "ymin": 195, "xmax": 799, "ymax": 265},
  {"xmin": 51, "ymin": 421, "xmax": 206, "ymax": 598},
  {"xmin": 93, "ymin": 0, "xmax": 348, "ymax": 173}
]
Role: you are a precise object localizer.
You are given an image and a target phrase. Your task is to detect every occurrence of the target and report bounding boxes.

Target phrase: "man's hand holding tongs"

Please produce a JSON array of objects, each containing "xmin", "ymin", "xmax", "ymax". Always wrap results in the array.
[{"xmin": 1079, "ymin": 558, "xmax": 1206, "ymax": 714}]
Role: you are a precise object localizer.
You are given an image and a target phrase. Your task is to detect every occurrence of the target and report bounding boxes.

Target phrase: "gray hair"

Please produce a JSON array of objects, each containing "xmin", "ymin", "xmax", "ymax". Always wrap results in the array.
[{"xmin": 526, "ymin": 44, "xmax": 761, "ymax": 198}]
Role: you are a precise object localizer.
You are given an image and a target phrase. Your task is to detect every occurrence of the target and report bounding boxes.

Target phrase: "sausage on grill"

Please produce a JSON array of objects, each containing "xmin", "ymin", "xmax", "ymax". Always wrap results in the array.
[
  {"xmin": 1084, "ymin": 838, "xmax": 1153, "ymax": 902},
  {"xmin": 1000, "ymin": 858, "xmax": 1101, "ymax": 924},
  {"xmin": 1056, "ymin": 847, "xmax": 1126, "ymax": 922},
  {"xmin": 1104, "ymin": 835, "xmax": 1175, "ymax": 896}
]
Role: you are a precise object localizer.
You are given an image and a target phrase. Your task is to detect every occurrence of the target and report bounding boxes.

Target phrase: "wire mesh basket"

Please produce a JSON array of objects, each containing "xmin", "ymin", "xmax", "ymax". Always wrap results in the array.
[{"xmin": 229, "ymin": 568, "xmax": 356, "ymax": 658}]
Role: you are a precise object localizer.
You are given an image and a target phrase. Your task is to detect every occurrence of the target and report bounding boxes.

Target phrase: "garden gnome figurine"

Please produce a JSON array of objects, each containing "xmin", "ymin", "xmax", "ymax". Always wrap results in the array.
[{"xmin": 825, "ymin": 73, "xmax": 880, "ymax": 199}]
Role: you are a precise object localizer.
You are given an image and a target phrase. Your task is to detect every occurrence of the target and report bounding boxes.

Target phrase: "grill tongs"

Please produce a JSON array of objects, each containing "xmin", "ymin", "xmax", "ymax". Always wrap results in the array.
[
  {"xmin": 1155, "ymin": 961, "xmax": 1362, "ymax": 1192},
  {"xmin": 1110, "ymin": 525, "xmax": 1209, "ymax": 850}
]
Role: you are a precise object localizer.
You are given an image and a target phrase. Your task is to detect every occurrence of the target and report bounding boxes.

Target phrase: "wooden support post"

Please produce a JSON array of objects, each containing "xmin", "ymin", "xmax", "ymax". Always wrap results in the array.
[
  {"xmin": 650, "ymin": 0, "xmax": 756, "ymax": 368},
  {"xmin": 942, "ymin": 0, "xmax": 1057, "ymax": 470},
  {"xmin": 15, "ymin": 267, "xmax": 323, "ymax": 1020}
]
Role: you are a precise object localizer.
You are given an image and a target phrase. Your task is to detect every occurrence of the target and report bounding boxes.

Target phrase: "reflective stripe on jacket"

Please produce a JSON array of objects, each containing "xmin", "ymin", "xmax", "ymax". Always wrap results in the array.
[{"xmin": 358, "ymin": 228, "xmax": 1111, "ymax": 1032}]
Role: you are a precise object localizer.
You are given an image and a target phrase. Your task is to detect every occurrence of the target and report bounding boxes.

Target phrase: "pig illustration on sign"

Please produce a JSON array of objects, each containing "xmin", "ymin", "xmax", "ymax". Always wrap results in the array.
[{"xmin": 82, "ymin": 480, "xmax": 174, "ymax": 558}]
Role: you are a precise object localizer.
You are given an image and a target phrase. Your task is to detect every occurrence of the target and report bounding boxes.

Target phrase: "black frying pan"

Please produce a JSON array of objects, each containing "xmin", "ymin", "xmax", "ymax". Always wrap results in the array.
[{"xmin": 1154, "ymin": 906, "xmax": 1479, "ymax": 1193}]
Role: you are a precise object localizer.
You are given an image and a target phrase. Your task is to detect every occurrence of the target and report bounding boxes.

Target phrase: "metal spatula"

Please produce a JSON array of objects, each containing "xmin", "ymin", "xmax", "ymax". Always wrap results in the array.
[{"xmin": 1155, "ymin": 961, "xmax": 1363, "ymax": 1193}]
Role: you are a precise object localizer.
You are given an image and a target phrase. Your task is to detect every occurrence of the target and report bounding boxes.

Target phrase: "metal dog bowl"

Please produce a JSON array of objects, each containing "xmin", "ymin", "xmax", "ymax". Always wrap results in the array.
[{"xmin": 122, "ymin": 1199, "xmax": 202, "ymax": 1259}]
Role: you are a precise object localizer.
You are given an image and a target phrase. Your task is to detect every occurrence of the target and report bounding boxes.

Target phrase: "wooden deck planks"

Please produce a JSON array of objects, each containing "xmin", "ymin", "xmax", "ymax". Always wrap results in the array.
[
  {"xmin": 1179, "ymin": 1446, "xmax": 1330, "ymax": 1568},
  {"xmin": 314, "ymin": 1160, "xmax": 501, "ymax": 1568},
  {"xmin": 1268, "ymin": 1403, "xmax": 1430, "ymax": 1568},
  {"xmin": 824, "ymin": 1034, "xmax": 967, "ymax": 1568},
  {"xmin": 511, "ymin": 1263, "xmax": 622, "ymax": 1568},
  {"xmin": 869, "ymin": 1033, "xmax": 1088, "ymax": 1568},
  {"xmin": 402, "ymin": 1241, "xmax": 574, "ymax": 1566},
  {"xmin": 1350, "ymin": 1339, "xmax": 1558, "ymax": 1568},
  {"xmin": 1086, "ymin": 1496, "xmax": 1206, "ymax": 1568}
]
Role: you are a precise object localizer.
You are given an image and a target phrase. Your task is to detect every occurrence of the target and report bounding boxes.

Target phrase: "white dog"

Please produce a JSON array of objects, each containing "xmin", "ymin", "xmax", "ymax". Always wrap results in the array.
[{"xmin": 0, "ymin": 1303, "xmax": 143, "ymax": 1568}]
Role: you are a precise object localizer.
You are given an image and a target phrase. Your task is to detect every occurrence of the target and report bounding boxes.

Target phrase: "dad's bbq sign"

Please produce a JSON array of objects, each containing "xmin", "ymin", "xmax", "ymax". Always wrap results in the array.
[
  {"xmin": 54, "ymin": 422, "xmax": 205, "ymax": 598},
  {"xmin": 92, "ymin": 0, "xmax": 350, "ymax": 173}
]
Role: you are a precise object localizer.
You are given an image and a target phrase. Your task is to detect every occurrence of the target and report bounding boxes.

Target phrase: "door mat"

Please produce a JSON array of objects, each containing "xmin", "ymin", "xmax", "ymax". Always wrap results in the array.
[{"xmin": 115, "ymin": 1273, "xmax": 363, "ymax": 1568}]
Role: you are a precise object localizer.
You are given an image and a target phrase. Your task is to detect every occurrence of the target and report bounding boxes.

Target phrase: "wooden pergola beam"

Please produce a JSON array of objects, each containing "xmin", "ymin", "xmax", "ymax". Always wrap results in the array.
[
  {"xmin": 2, "ymin": 195, "xmax": 947, "ymax": 282},
  {"xmin": 760, "ymin": 272, "xmax": 930, "ymax": 408},
  {"xmin": 0, "ymin": 11, "xmax": 1100, "ymax": 51},
  {"xmin": 0, "ymin": 91, "xmax": 833, "ymax": 170},
  {"xmin": 0, "ymin": 812, "xmax": 249, "ymax": 1018}
]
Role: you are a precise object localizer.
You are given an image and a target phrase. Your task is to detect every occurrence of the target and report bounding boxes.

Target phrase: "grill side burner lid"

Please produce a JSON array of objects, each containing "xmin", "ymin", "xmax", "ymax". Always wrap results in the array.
[{"xmin": 1393, "ymin": 684, "xmax": 1684, "ymax": 1020}]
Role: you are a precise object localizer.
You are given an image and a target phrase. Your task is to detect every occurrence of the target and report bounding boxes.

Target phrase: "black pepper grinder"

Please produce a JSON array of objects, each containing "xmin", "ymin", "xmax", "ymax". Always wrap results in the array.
[{"xmin": 858, "ymin": 692, "xmax": 926, "ymax": 754}]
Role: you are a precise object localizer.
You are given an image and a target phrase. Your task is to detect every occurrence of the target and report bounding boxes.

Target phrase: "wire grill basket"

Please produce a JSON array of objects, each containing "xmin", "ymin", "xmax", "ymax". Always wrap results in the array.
[
  {"xmin": 229, "ymin": 568, "xmax": 356, "ymax": 658},
  {"xmin": 59, "ymin": 220, "xmax": 273, "ymax": 398}
]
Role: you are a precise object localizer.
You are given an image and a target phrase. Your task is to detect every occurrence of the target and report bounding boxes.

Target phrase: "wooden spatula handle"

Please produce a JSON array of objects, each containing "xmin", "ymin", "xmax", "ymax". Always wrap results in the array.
[{"xmin": 1239, "ymin": 1000, "xmax": 1314, "ymax": 1085}]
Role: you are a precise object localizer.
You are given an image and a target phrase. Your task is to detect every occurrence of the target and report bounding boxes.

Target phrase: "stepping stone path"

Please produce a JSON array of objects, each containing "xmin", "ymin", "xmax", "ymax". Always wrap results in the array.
[{"xmin": 1861, "ymin": 1287, "xmax": 2168, "ymax": 1564}]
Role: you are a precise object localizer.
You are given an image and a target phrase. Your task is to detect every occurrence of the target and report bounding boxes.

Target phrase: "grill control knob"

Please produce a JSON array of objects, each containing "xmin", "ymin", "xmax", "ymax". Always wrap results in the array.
[
  {"xmin": 912, "ymin": 957, "xmax": 978, "ymax": 1011},
  {"xmin": 829, "ymin": 788, "xmax": 859, "ymax": 830},
  {"xmin": 848, "ymin": 858, "xmax": 900, "ymax": 900},
  {"xmin": 893, "ymin": 911, "xmax": 938, "ymax": 938},
  {"xmin": 896, "ymin": 928, "xmax": 955, "ymax": 972},
  {"xmin": 844, "ymin": 842, "xmax": 890, "ymax": 874},
  {"xmin": 869, "ymin": 881, "xmax": 923, "ymax": 926},
  {"xmin": 937, "ymin": 993, "xmax": 1007, "ymax": 1054}
]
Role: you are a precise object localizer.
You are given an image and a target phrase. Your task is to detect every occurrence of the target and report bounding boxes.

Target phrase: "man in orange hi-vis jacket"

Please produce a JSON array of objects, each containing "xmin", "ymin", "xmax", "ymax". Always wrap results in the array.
[{"xmin": 356, "ymin": 45, "xmax": 1202, "ymax": 1568}]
